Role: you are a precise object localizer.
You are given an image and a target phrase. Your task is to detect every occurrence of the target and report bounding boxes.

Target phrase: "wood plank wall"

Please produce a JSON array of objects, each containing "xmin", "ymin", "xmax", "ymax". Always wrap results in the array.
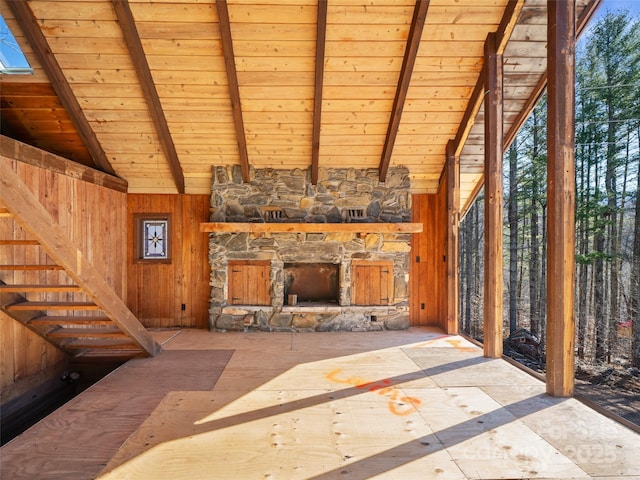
[
  {"xmin": 127, "ymin": 194, "xmax": 210, "ymax": 329},
  {"xmin": 0, "ymin": 147, "xmax": 127, "ymax": 402},
  {"xmin": 410, "ymin": 185, "xmax": 448, "ymax": 329},
  {"xmin": 0, "ymin": 312, "xmax": 67, "ymax": 403}
]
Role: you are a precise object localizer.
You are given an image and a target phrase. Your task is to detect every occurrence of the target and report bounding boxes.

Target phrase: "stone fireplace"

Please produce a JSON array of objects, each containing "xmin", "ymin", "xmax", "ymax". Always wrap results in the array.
[{"xmin": 207, "ymin": 166, "xmax": 416, "ymax": 332}]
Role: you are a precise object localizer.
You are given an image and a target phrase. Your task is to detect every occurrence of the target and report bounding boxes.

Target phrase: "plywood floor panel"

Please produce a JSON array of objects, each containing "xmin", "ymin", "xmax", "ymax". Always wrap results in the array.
[{"xmin": 2, "ymin": 328, "xmax": 638, "ymax": 480}]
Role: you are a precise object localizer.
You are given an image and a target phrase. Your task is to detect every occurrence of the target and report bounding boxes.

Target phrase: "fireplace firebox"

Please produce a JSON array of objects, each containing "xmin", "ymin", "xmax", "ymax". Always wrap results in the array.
[{"xmin": 284, "ymin": 263, "xmax": 339, "ymax": 305}]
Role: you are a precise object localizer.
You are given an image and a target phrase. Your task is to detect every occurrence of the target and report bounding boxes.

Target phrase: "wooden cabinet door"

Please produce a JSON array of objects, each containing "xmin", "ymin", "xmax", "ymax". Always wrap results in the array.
[
  {"xmin": 352, "ymin": 260, "xmax": 393, "ymax": 306},
  {"xmin": 228, "ymin": 260, "xmax": 271, "ymax": 305}
]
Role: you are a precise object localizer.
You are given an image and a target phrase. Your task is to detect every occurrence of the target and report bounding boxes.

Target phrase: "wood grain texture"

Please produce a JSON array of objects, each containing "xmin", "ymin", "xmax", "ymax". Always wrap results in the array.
[
  {"xmin": 410, "ymin": 191, "xmax": 447, "ymax": 328},
  {"xmin": 446, "ymin": 141, "xmax": 460, "ymax": 335},
  {"xmin": 482, "ymin": 33, "xmax": 504, "ymax": 359},
  {"xmin": 0, "ymin": 151, "xmax": 130, "ymax": 399},
  {"xmin": 200, "ymin": 222, "xmax": 423, "ymax": 234},
  {"xmin": 352, "ymin": 260, "xmax": 393, "ymax": 306},
  {"xmin": 127, "ymin": 194, "xmax": 211, "ymax": 329},
  {"xmin": 228, "ymin": 260, "xmax": 271, "ymax": 306},
  {"xmin": 0, "ymin": 160, "xmax": 159, "ymax": 356},
  {"xmin": 545, "ymin": 0, "xmax": 576, "ymax": 398}
]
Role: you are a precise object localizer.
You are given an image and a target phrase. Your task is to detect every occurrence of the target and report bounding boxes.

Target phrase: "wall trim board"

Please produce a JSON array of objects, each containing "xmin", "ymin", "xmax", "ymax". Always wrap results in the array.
[{"xmin": 0, "ymin": 135, "xmax": 127, "ymax": 193}]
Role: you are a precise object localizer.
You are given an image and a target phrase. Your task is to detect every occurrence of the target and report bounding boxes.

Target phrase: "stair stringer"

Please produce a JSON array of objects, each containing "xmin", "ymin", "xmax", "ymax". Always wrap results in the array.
[{"xmin": 0, "ymin": 160, "xmax": 161, "ymax": 357}]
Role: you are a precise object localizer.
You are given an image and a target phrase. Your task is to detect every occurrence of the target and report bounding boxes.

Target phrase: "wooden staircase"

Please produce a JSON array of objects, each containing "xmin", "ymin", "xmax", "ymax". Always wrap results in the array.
[{"xmin": 0, "ymin": 165, "xmax": 160, "ymax": 361}]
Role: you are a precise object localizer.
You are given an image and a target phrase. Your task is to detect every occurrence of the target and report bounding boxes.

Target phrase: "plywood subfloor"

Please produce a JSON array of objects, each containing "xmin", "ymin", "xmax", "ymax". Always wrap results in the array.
[{"xmin": 1, "ymin": 327, "xmax": 639, "ymax": 479}]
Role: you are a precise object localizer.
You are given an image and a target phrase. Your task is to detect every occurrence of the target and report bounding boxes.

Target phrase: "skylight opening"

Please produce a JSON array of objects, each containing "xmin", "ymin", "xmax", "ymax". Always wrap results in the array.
[{"xmin": 0, "ymin": 15, "xmax": 33, "ymax": 75}]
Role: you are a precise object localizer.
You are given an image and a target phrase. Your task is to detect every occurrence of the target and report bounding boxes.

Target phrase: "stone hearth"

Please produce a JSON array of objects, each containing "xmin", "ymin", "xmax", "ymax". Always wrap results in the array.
[{"xmin": 207, "ymin": 166, "xmax": 413, "ymax": 332}]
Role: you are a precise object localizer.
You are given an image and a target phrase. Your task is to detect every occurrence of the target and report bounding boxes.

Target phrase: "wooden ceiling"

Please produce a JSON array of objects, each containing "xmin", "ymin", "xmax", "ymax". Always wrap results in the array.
[{"xmin": 0, "ymin": 0, "xmax": 598, "ymax": 211}]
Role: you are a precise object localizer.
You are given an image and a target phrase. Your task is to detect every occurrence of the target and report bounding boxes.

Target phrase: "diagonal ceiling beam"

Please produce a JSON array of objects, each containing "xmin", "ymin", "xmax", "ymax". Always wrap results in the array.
[
  {"xmin": 216, "ymin": 0, "xmax": 250, "ymax": 183},
  {"xmin": 7, "ymin": 0, "xmax": 116, "ymax": 175},
  {"xmin": 453, "ymin": 0, "xmax": 525, "ymax": 157},
  {"xmin": 378, "ymin": 0, "xmax": 430, "ymax": 183},
  {"xmin": 112, "ymin": 0, "xmax": 185, "ymax": 194},
  {"xmin": 311, "ymin": 1, "xmax": 328, "ymax": 185}
]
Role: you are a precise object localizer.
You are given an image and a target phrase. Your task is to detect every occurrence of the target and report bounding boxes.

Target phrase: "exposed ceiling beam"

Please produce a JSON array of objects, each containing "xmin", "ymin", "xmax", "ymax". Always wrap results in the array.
[
  {"xmin": 216, "ymin": 0, "xmax": 250, "ymax": 183},
  {"xmin": 453, "ymin": 0, "xmax": 525, "ymax": 157},
  {"xmin": 378, "ymin": 0, "xmax": 430, "ymax": 183},
  {"xmin": 311, "ymin": 1, "xmax": 328, "ymax": 185},
  {"xmin": 112, "ymin": 0, "xmax": 185, "ymax": 194},
  {"xmin": 7, "ymin": 0, "xmax": 116, "ymax": 175}
]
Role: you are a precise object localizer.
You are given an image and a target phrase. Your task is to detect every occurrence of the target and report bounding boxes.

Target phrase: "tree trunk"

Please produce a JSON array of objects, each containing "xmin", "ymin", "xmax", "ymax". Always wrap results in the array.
[
  {"xmin": 577, "ymin": 137, "xmax": 590, "ymax": 359},
  {"xmin": 594, "ymin": 227, "xmax": 607, "ymax": 362},
  {"xmin": 529, "ymin": 108, "xmax": 541, "ymax": 339},
  {"xmin": 508, "ymin": 143, "xmax": 518, "ymax": 335},
  {"xmin": 462, "ymin": 212, "xmax": 473, "ymax": 334},
  {"xmin": 540, "ymin": 201, "xmax": 547, "ymax": 352},
  {"xmin": 631, "ymin": 127, "xmax": 640, "ymax": 367},
  {"xmin": 472, "ymin": 198, "xmax": 483, "ymax": 337},
  {"xmin": 605, "ymin": 99, "xmax": 619, "ymax": 362}
]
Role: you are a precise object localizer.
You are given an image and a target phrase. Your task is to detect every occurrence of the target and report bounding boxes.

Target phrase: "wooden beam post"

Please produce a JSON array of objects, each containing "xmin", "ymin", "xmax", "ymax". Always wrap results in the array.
[
  {"xmin": 311, "ymin": 1, "xmax": 328, "ymax": 185},
  {"xmin": 483, "ymin": 32, "xmax": 503, "ymax": 358},
  {"xmin": 546, "ymin": 0, "xmax": 576, "ymax": 397},
  {"xmin": 113, "ymin": 0, "xmax": 185, "ymax": 194},
  {"xmin": 216, "ymin": 0, "xmax": 251, "ymax": 183},
  {"xmin": 446, "ymin": 140, "xmax": 460, "ymax": 335},
  {"xmin": 378, "ymin": 0, "xmax": 430, "ymax": 182}
]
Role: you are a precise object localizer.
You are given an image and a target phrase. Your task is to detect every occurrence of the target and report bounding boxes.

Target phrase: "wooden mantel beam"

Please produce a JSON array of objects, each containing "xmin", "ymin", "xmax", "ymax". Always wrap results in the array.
[
  {"xmin": 113, "ymin": 0, "xmax": 185, "ymax": 194},
  {"xmin": 200, "ymin": 222, "xmax": 423, "ymax": 234},
  {"xmin": 546, "ymin": 0, "xmax": 576, "ymax": 398},
  {"xmin": 378, "ymin": 0, "xmax": 430, "ymax": 182},
  {"xmin": 217, "ymin": 0, "xmax": 251, "ymax": 183}
]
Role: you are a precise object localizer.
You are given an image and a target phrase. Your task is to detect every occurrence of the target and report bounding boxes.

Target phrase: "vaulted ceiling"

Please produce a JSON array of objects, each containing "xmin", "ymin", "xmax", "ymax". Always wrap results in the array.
[{"xmin": 0, "ymin": 0, "xmax": 599, "ymax": 212}]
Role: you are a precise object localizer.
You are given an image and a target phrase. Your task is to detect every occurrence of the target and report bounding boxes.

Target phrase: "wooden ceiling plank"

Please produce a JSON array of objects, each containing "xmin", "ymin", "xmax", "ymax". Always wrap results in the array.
[
  {"xmin": 453, "ymin": 0, "xmax": 525, "ymax": 157},
  {"xmin": 311, "ymin": 1, "xmax": 328, "ymax": 185},
  {"xmin": 6, "ymin": 0, "xmax": 116, "ymax": 175},
  {"xmin": 503, "ymin": 0, "xmax": 602, "ymax": 150},
  {"xmin": 378, "ymin": 0, "xmax": 430, "ymax": 182},
  {"xmin": 112, "ymin": 0, "xmax": 185, "ymax": 194},
  {"xmin": 216, "ymin": 0, "xmax": 250, "ymax": 183}
]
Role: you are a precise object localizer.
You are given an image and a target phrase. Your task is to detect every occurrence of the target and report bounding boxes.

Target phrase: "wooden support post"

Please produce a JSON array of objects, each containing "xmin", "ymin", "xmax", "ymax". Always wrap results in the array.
[
  {"xmin": 546, "ymin": 0, "xmax": 576, "ymax": 397},
  {"xmin": 483, "ymin": 32, "xmax": 504, "ymax": 358},
  {"xmin": 446, "ymin": 140, "xmax": 460, "ymax": 335}
]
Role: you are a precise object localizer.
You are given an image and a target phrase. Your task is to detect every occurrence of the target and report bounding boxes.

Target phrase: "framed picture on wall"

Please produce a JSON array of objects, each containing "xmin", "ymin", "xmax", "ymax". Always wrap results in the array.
[{"xmin": 135, "ymin": 214, "xmax": 171, "ymax": 262}]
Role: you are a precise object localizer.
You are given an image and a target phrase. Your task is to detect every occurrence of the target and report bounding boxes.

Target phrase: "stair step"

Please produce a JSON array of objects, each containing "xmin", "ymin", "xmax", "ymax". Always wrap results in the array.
[
  {"xmin": 29, "ymin": 316, "xmax": 114, "ymax": 326},
  {"xmin": 47, "ymin": 328, "xmax": 126, "ymax": 339},
  {"xmin": 74, "ymin": 350, "xmax": 143, "ymax": 361},
  {"xmin": 0, "ymin": 265, "xmax": 64, "ymax": 271},
  {"xmin": 0, "ymin": 239, "xmax": 40, "ymax": 245},
  {"xmin": 6, "ymin": 301, "xmax": 100, "ymax": 311},
  {"xmin": 62, "ymin": 338, "xmax": 141, "ymax": 350},
  {"xmin": 0, "ymin": 284, "xmax": 82, "ymax": 293},
  {"xmin": 0, "ymin": 207, "xmax": 12, "ymax": 217}
]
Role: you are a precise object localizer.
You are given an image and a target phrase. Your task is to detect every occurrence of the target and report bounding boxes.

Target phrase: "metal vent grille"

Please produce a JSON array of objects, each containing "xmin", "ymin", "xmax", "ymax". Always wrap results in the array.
[
  {"xmin": 261, "ymin": 207, "xmax": 284, "ymax": 222},
  {"xmin": 346, "ymin": 208, "xmax": 365, "ymax": 219}
]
